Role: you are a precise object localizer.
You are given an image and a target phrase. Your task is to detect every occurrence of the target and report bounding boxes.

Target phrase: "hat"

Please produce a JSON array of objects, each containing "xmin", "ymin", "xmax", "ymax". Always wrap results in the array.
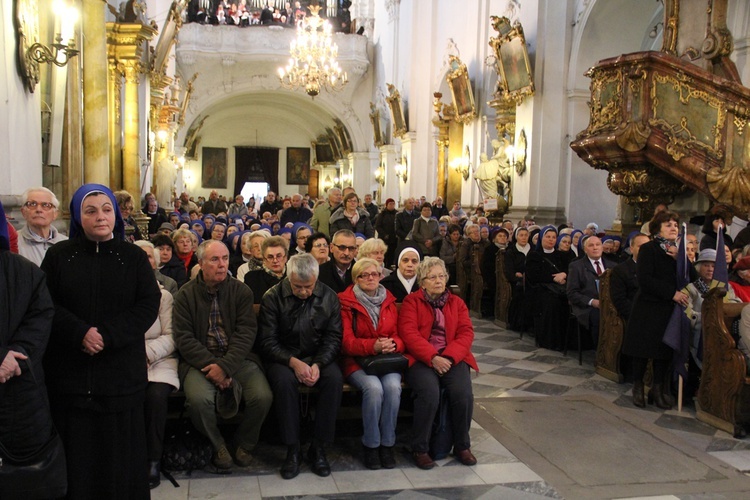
[
  {"xmin": 695, "ymin": 248, "xmax": 716, "ymax": 265},
  {"xmin": 216, "ymin": 379, "xmax": 242, "ymax": 419},
  {"xmin": 385, "ymin": 198, "xmax": 395, "ymax": 206},
  {"xmin": 734, "ymin": 255, "xmax": 750, "ymax": 271},
  {"xmin": 159, "ymin": 222, "xmax": 175, "ymax": 232}
]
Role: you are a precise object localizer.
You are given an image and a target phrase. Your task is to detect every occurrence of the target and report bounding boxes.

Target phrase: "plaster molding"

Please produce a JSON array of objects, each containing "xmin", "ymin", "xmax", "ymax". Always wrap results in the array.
[{"xmin": 385, "ymin": 0, "xmax": 400, "ymax": 23}]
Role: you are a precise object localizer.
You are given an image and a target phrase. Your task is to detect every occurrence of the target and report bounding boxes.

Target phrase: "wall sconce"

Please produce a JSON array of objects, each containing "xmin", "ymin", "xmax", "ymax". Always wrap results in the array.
[
  {"xmin": 323, "ymin": 175, "xmax": 334, "ymax": 191},
  {"xmin": 155, "ymin": 129, "xmax": 169, "ymax": 152},
  {"xmin": 450, "ymin": 146, "xmax": 471, "ymax": 181},
  {"xmin": 333, "ymin": 176, "xmax": 343, "ymax": 189},
  {"xmin": 510, "ymin": 129, "xmax": 528, "ymax": 175},
  {"xmin": 649, "ymin": 21, "xmax": 664, "ymax": 39},
  {"xmin": 394, "ymin": 156, "xmax": 408, "ymax": 183},
  {"xmin": 375, "ymin": 165, "xmax": 385, "ymax": 185},
  {"xmin": 341, "ymin": 173, "xmax": 352, "ymax": 186},
  {"xmin": 17, "ymin": 0, "xmax": 80, "ymax": 92}
]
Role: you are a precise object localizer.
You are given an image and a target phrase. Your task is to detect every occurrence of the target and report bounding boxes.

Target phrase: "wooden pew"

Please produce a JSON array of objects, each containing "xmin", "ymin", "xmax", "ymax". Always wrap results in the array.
[
  {"xmin": 494, "ymin": 249, "xmax": 512, "ymax": 328},
  {"xmin": 456, "ymin": 239, "xmax": 467, "ymax": 300},
  {"xmin": 469, "ymin": 257, "xmax": 484, "ymax": 318},
  {"xmin": 695, "ymin": 288, "xmax": 750, "ymax": 438},
  {"xmin": 595, "ymin": 269, "xmax": 625, "ymax": 383}
]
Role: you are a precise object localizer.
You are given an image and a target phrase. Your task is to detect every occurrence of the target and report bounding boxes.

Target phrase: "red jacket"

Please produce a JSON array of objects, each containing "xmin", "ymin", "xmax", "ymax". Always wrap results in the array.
[
  {"xmin": 400, "ymin": 290, "xmax": 478, "ymax": 371},
  {"xmin": 731, "ymin": 280, "xmax": 750, "ymax": 302},
  {"xmin": 338, "ymin": 285, "xmax": 404, "ymax": 378}
]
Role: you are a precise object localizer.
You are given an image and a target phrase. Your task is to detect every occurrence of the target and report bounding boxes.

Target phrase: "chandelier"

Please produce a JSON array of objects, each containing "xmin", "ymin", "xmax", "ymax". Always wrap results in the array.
[{"xmin": 278, "ymin": 5, "xmax": 348, "ymax": 97}]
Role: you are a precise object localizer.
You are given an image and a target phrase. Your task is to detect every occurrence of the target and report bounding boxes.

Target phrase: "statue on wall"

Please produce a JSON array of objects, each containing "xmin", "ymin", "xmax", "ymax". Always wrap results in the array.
[{"xmin": 475, "ymin": 137, "xmax": 512, "ymax": 200}]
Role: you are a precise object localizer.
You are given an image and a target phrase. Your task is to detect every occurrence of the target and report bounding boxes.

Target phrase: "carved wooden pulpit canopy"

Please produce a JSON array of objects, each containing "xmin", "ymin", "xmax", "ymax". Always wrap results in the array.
[{"xmin": 570, "ymin": 0, "xmax": 750, "ymax": 217}]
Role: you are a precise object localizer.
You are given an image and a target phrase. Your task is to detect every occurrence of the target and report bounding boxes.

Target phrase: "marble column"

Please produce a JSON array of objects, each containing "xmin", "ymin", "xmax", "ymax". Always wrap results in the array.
[
  {"xmin": 433, "ymin": 125, "xmax": 449, "ymax": 201},
  {"xmin": 349, "ymin": 151, "xmax": 378, "ymax": 199},
  {"xmin": 82, "ymin": 0, "xmax": 110, "ymax": 185},
  {"xmin": 379, "ymin": 145, "xmax": 399, "ymax": 206},
  {"xmin": 108, "ymin": 61, "xmax": 123, "ymax": 190},
  {"xmin": 62, "ymin": 45, "xmax": 84, "ymax": 211}
]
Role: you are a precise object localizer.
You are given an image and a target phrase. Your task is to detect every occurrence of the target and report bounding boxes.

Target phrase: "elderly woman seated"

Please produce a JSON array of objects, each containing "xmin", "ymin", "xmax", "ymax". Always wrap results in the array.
[
  {"xmin": 685, "ymin": 249, "xmax": 740, "ymax": 394},
  {"xmin": 235, "ymin": 230, "xmax": 269, "ymax": 282},
  {"xmin": 400, "ymin": 257, "xmax": 478, "ymax": 470},
  {"xmin": 357, "ymin": 238, "xmax": 391, "ymax": 278}
]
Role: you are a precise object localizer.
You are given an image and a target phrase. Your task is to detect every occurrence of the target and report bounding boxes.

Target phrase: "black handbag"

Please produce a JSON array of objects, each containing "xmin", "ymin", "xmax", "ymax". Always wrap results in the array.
[
  {"xmin": 0, "ymin": 357, "xmax": 68, "ymax": 500},
  {"xmin": 350, "ymin": 310, "xmax": 408, "ymax": 376},
  {"xmin": 541, "ymin": 282, "xmax": 567, "ymax": 297}
]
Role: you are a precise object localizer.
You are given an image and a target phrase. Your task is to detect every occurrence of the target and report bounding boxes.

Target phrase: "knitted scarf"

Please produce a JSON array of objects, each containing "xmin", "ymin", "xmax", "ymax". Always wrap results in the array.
[{"xmin": 353, "ymin": 284, "xmax": 387, "ymax": 328}]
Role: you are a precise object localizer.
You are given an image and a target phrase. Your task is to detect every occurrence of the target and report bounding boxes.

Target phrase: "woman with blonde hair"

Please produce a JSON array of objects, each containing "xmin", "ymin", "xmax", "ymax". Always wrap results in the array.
[{"xmin": 357, "ymin": 238, "xmax": 390, "ymax": 277}]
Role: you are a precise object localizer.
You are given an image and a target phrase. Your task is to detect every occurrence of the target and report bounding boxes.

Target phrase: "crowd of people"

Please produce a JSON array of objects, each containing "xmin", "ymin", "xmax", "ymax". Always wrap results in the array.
[{"xmin": 6, "ymin": 183, "xmax": 750, "ymax": 498}]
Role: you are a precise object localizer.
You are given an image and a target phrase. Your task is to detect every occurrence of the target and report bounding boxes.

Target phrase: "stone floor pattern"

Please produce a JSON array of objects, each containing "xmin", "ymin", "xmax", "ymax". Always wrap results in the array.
[{"xmin": 151, "ymin": 317, "xmax": 750, "ymax": 500}]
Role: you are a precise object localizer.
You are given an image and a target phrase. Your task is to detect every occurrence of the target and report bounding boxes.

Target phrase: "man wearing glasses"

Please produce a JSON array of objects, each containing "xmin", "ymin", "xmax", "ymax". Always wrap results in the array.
[
  {"xmin": 258, "ymin": 253, "xmax": 343, "ymax": 479},
  {"xmin": 318, "ymin": 229, "xmax": 357, "ymax": 293},
  {"xmin": 17, "ymin": 187, "xmax": 67, "ymax": 266}
]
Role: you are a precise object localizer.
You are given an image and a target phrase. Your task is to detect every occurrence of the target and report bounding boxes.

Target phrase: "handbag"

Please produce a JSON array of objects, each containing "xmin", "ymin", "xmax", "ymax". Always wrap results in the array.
[
  {"xmin": 541, "ymin": 282, "xmax": 567, "ymax": 297},
  {"xmin": 350, "ymin": 310, "xmax": 408, "ymax": 376},
  {"xmin": 161, "ymin": 412, "xmax": 213, "ymax": 475},
  {"xmin": 0, "ymin": 357, "xmax": 68, "ymax": 499}
]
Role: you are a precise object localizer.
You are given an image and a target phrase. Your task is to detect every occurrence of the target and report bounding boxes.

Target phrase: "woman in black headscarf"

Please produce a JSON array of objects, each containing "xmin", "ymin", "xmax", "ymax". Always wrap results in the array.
[
  {"xmin": 525, "ymin": 225, "xmax": 569, "ymax": 350},
  {"xmin": 41, "ymin": 184, "xmax": 161, "ymax": 499}
]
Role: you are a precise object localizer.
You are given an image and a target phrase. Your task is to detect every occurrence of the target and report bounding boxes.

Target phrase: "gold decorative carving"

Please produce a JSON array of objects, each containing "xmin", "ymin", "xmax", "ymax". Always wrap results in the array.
[
  {"xmin": 585, "ymin": 68, "xmax": 622, "ymax": 136},
  {"xmin": 707, "ymin": 163, "xmax": 750, "ymax": 210},
  {"xmin": 14, "ymin": 0, "xmax": 40, "ymax": 92},
  {"xmin": 488, "ymin": 16, "xmax": 535, "ymax": 105},
  {"xmin": 661, "ymin": 0, "xmax": 679, "ymax": 56},
  {"xmin": 445, "ymin": 56, "xmax": 476, "ymax": 124},
  {"xmin": 386, "ymin": 83, "xmax": 407, "ymax": 139},
  {"xmin": 595, "ymin": 269, "xmax": 624, "ymax": 383},
  {"xmin": 615, "ymin": 121, "xmax": 650, "ymax": 152},
  {"xmin": 650, "ymin": 72, "xmax": 725, "ymax": 159},
  {"xmin": 606, "ymin": 167, "xmax": 687, "ymax": 206}
]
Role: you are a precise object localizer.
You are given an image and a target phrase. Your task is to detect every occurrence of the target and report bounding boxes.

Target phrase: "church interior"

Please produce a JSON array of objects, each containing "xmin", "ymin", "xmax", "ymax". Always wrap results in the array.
[{"xmin": 5, "ymin": 0, "xmax": 750, "ymax": 498}]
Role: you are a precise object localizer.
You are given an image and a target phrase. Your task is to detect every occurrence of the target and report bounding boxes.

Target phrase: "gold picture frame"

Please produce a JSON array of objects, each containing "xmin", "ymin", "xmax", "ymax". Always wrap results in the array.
[
  {"xmin": 312, "ymin": 141, "xmax": 336, "ymax": 165},
  {"xmin": 489, "ymin": 16, "xmax": 535, "ymax": 104},
  {"xmin": 446, "ymin": 56, "xmax": 476, "ymax": 124},
  {"xmin": 386, "ymin": 83, "xmax": 407, "ymax": 139},
  {"xmin": 370, "ymin": 102, "xmax": 384, "ymax": 147}
]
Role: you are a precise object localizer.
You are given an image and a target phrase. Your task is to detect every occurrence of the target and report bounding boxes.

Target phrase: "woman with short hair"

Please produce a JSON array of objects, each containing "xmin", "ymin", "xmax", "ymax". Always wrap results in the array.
[
  {"xmin": 400, "ymin": 257, "xmax": 478, "ymax": 470},
  {"xmin": 357, "ymin": 238, "xmax": 390, "ymax": 277},
  {"xmin": 305, "ymin": 232, "xmax": 331, "ymax": 265},
  {"xmin": 338, "ymin": 258, "xmax": 403, "ymax": 469}
]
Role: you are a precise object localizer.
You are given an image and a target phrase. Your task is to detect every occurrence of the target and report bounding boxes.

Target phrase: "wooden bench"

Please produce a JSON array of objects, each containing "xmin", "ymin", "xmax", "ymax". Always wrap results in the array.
[
  {"xmin": 695, "ymin": 288, "xmax": 750, "ymax": 438},
  {"xmin": 595, "ymin": 269, "xmax": 626, "ymax": 383},
  {"xmin": 494, "ymin": 249, "xmax": 512, "ymax": 328}
]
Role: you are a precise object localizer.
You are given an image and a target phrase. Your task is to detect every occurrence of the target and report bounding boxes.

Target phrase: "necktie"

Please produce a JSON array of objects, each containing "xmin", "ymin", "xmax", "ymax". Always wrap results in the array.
[{"xmin": 595, "ymin": 260, "xmax": 602, "ymax": 276}]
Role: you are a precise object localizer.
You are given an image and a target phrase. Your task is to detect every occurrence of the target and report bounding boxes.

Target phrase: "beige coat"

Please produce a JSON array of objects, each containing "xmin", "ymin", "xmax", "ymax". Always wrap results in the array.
[{"xmin": 145, "ymin": 288, "xmax": 179, "ymax": 390}]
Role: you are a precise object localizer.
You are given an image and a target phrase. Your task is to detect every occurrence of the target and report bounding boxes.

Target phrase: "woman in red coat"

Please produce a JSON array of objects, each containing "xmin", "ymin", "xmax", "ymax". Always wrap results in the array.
[
  {"xmin": 339, "ymin": 258, "xmax": 404, "ymax": 470},
  {"xmin": 400, "ymin": 256, "xmax": 478, "ymax": 470}
]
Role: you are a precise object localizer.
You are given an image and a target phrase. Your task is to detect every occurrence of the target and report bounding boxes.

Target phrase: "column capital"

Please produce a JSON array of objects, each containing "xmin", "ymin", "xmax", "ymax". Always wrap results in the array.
[{"xmin": 106, "ymin": 22, "xmax": 156, "ymax": 62}]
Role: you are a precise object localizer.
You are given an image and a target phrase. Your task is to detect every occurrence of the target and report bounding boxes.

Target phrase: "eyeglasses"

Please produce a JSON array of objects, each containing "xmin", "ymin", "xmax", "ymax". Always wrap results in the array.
[
  {"xmin": 24, "ymin": 201, "xmax": 55, "ymax": 211},
  {"xmin": 357, "ymin": 272, "xmax": 380, "ymax": 280},
  {"xmin": 313, "ymin": 242, "xmax": 329, "ymax": 249},
  {"xmin": 264, "ymin": 253, "xmax": 286, "ymax": 262},
  {"xmin": 333, "ymin": 244, "xmax": 357, "ymax": 252},
  {"xmin": 424, "ymin": 274, "xmax": 448, "ymax": 282}
]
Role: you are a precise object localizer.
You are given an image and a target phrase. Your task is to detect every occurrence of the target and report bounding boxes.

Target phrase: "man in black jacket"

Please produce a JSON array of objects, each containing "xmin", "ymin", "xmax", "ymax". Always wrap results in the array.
[
  {"xmin": 395, "ymin": 197, "xmax": 419, "ymax": 244},
  {"xmin": 259, "ymin": 191, "xmax": 283, "ymax": 216},
  {"xmin": 258, "ymin": 253, "xmax": 343, "ymax": 480},
  {"xmin": 610, "ymin": 233, "xmax": 649, "ymax": 322},
  {"xmin": 318, "ymin": 229, "xmax": 356, "ymax": 293}
]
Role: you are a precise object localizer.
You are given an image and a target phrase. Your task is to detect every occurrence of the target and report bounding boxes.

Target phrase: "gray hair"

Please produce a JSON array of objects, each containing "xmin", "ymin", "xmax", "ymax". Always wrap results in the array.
[
  {"xmin": 171, "ymin": 228, "xmax": 193, "ymax": 243},
  {"xmin": 357, "ymin": 237, "xmax": 387, "ymax": 260},
  {"xmin": 332, "ymin": 229, "xmax": 356, "ymax": 243},
  {"xmin": 287, "ymin": 253, "xmax": 319, "ymax": 281},
  {"xmin": 134, "ymin": 240, "xmax": 160, "ymax": 266},
  {"xmin": 416, "ymin": 257, "xmax": 448, "ymax": 286},
  {"xmin": 22, "ymin": 186, "xmax": 60, "ymax": 209},
  {"xmin": 195, "ymin": 239, "xmax": 226, "ymax": 262}
]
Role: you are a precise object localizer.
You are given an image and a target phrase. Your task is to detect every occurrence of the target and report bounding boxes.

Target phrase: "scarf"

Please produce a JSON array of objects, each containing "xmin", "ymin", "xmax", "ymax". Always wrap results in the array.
[
  {"xmin": 353, "ymin": 284, "xmax": 387, "ymax": 329},
  {"xmin": 653, "ymin": 235, "xmax": 675, "ymax": 254},
  {"xmin": 345, "ymin": 209, "xmax": 360, "ymax": 227},
  {"xmin": 423, "ymin": 288, "xmax": 450, "ymax": 352},
  {"xmin": 693, "ymin": 278, "xmax": 710, "ymax": 296},
  {"xmin": 396, "ymin": 269, "xmax": 416, "ymax": 295},
  {"xmin": 495, "ymin": 242, "xmax": 507, "ymax": 250}
]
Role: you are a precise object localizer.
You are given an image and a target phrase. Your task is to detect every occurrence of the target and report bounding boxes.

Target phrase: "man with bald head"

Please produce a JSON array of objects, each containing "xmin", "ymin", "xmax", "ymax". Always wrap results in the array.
[
  {"xmin": 395, "ymin": 198, "xmax": 419, "ymax": 244},
  {"xmin": 17, "ymin": 187, "xmax": 67, "ymax": 266},
  {"xmin": 201, "ymin": 190, "xmax": 228, "ymax": 215},
  {"xmin": 280, "ymin": 193, "xmax": 313, "ymax": 225}
]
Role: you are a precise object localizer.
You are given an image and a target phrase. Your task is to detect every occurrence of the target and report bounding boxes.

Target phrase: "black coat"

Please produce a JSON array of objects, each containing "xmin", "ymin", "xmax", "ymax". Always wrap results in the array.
[
  {"xmin": 329, "ymin": 208, "xmax": 374, "ymax": 238},
  {"xmin": 610, "ymin": 258, "xmax": 638, "ymax": 321},
  {"xmin": 381, "ymin": 272, "xmax": 419, "ymax": 302},
  {"xmin": 244, "ymin": 268, "xmax": 284, "ymax": 304},
  {"xmin": 318, "ymin": 259, "xmax": 353, "ymax": 294},
  {"xmin": 258, "ymin": 278, "xmax": 342, "ymax": 367},
  {"xmin": 0, "ymin": 251, "xmax": 55, "ymax": 457},
  {"xmin": 160, "ymin": 253, "xmax": 188, "ymax": 288},
  {"xmin": 41, "ymin": 236, "xmax": 160, "ymax": 407},
  {"xmin": 395, "ymin": 209, "xmax": 419, "ymax": 241},
  {"xmin": 622, "ymin": 241, "xmax": 689, "ymax": 359},
  {"xmin": 375, "ymin": 209, "xmax": 397, "ymax": 247},
  {"xmin": 504, "ymin": 245, "xmax": 529, "ymax": 286}
]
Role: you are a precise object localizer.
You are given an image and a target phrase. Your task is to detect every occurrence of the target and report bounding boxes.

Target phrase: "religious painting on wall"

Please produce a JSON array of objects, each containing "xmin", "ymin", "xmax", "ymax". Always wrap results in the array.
[
  {"xmin": 312, "ymin": 141, "xmax": 336, "ymax": 165},
  {"xmin": 386, "ymin": 83, "xmax": 407, "ymax": 139},
  {"xmin": 287, "ymin": 147, "xmax": 311, "ymax": 185},
  {"xmin": 446, "ymin": 56, "xmax": 476, "ymax": 124},
  {"xmin": 201, "ymin": 147, "xmax": 228, "ymax": 188},
  {"xmin": 370, "ymin": 102, "xmax": 384, "ymax": 147},
  {"xmin": 489, "ymin": 16, "xmax": 535, "ymax": 103}
]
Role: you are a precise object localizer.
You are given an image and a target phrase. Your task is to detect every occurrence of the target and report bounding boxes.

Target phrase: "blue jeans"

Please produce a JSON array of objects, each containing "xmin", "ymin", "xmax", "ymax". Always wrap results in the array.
[{"xmin": 348, "ymin": 369, "xmax": 402, "ymax": 448}]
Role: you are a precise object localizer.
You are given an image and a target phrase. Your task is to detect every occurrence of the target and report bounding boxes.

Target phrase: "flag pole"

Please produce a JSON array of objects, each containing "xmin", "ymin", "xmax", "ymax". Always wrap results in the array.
[{"xmin": 677, "ymin": 222, "xmax": 687, "ymax": 413}]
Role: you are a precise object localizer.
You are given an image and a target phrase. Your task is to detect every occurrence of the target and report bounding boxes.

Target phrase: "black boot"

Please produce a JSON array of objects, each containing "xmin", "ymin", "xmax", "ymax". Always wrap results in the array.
[
  {"xmin": 363, "ymin": 445, "xmax": 381, "ymax": 470},
  {"xmin": 148, "ymin": 461, "xmax": 161, "ymax": 489},
  {"xmin": 652, "ymin": 383, "xmax": 673, "ymax": 410},
  {"xmin": 632, "ymin": 381, "xmax": 646, "ymax": 408}
]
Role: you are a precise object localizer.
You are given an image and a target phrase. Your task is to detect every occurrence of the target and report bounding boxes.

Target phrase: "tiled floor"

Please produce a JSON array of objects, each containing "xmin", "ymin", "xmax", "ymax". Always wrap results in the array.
[{"xmin": 151, "ymin": 318, "xmax": 750, "ymax": 499}]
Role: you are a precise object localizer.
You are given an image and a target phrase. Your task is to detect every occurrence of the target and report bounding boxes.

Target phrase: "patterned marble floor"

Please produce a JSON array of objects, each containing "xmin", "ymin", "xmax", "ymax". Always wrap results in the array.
[{"xmin": 151, "ymin": 318, "xmax": 750, "ymax": 500}]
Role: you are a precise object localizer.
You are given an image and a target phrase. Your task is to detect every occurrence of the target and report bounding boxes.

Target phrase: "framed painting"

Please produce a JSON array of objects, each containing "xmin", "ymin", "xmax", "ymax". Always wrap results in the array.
[
  {"xmin": 489, "ymin": 16, "xmax": 535, "ymax": 104},
  {"xmin": 386, "ymin": 83, "xmax": 407, "ymax": 139},
  {"xmin": 327, "ymin": 127, "xmax": 343, "ymax": 160},
  {"xmin": 286, "ymin": 147, "xmax": 311, "ymax": 185},
  {"xmin": 335, "ymin": 124, "xmax": 351, "ymax": 155},
  {"xmin": 369, "ymin": 102, "xmax": 384, "ymax": 147},
  {"xmin": 312, "ymin": 141, "xmax": 336, "ymax": 165},
  {"xmin": 201, "ymin": 147, "xmax": 227, "ymax": 188},
  {"xmin": 446, "ymin": 56, "xmax": 476, "ymax": 124}
]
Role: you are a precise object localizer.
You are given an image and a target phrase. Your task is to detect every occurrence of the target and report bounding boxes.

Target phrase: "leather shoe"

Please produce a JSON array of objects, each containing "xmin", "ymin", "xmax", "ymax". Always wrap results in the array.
[
  {"xmin": 148, "ymin": 460, "xmax": 160, "ymax": 489},
  {"xmin": 412, "ymin": 451, "xmax": 435, "ymax": 470},
  {"xmin": 453, "ymin": 448, "xmax": 477, "ymax": 466},
  {"xmin": 363, "ymin": 445, "xmax": 381, "ymax": 470},
  {"xmin": 379, "ymin": 446, "xmax": 396, "ymax": 469},
  {"xmin": 307, "ymin": 444, "xmax": 331, "ymax": 477},
  {"xmin": 281, "ymin": 446, "xmax": 302, "ymax": 480}
]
